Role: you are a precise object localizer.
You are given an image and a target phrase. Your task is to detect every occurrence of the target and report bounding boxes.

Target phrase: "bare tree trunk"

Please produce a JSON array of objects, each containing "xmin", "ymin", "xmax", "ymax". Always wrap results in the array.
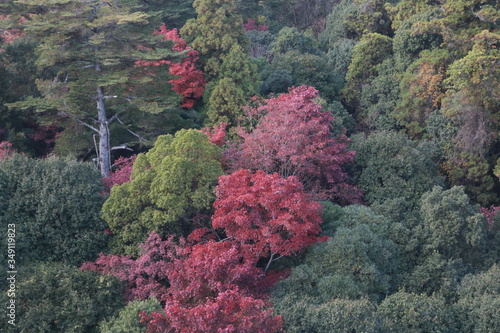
[{"xmin": 97, "ymin": 85, "xmax": 111, "ymax": 178}]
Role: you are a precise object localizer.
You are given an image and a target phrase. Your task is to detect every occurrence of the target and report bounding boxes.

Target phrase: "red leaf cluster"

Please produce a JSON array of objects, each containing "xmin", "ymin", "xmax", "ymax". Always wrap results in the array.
[
  {"xmin": 140, "ymin": 288, "xmax": 282, "ymax": 333},
  {"xmin": 83, "ymin": 167, "xmax": 327, "ymax": 332},
  {"xmin": 243, "ymin": 19, "xmax": 269, "ymax": 32},
  {"xmin": 81, "ymin": 233, "xmax": 177, "ymax": 302},
  {"xmin": 213, "ymin": 169, "xmax": 323, "ymax": 261},
  {"xmin": 230, "ymin": 85, "xmax": 362, "ymax": 203},
  {"xmin": 0, "ymin": 141, "xmax": 15, "ymax": 160},
  {"xmin": 135, "ymin": 24, "xmax": 205, "ymax": 108},
  {"xmin": 83, "ymin": 233, "xmax": 283, "ymax": 332},
  {"xmin": 102, "ymin": 155, "xmax": 136, "ymax": 193},
  {"xmin": 200, "ymin": 122, "xmax": 228, "ymax": 147},
  {"xmin": 481, "ymin": 205, "xmax": 500, "ymax": 230},
  {"xmin": 0, "ymin": 15, "xmax": 25, "ymax": 46}
]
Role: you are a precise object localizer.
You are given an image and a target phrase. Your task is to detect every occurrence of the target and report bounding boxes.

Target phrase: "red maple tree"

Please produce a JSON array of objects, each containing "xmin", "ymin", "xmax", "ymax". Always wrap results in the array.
[
  {"xmin": 243, "ymin": 19, "xmax": 269, "ymax": 32},
  {"xmin": 212, "ymin": 169, "xmax": 324, "ymax": 271},
  {"xmin": 229, "ymin": 85, "xmax": 362, "ymax": 203},
  {"xmin": 140, "ymin": 288, "xmax": 283, "ymax": 333},
  {"xmin": 80, "ymin": 233, "xmax": 177, "ymax": 302}
]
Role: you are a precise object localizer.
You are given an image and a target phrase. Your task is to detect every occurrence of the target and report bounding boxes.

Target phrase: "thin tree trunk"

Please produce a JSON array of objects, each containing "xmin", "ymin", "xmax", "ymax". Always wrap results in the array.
[{"xmin": 97, "ymin": 85, "xmax": 111, "ymax": 178}]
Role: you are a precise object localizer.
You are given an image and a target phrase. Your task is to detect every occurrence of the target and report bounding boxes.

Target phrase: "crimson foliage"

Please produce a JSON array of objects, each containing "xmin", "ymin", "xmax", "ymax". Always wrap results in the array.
[
  {"xmin": 102, "ymin": 155, "xmax": 137, "ymax": 193},
  {"xmin": 135, "ymin": 24, "xmax": 205, "ymax": 108},
  {"xmin": 80, "ymin": 233, "xmax": 175, "ymax": 302},
  {"xmin": 212, "ymin": 169, "xmax": 324, "ymax": 268},
  {"xmin": 83, "ymin": 233, "xmax": 283, "ymax": 332},
  {"xmin": 200, "ymin": 122, "xmax": 228, "ymax": 147},
  {"xmin": 230, "ymin": 85, "xmax": 362, "ymax": 203}
]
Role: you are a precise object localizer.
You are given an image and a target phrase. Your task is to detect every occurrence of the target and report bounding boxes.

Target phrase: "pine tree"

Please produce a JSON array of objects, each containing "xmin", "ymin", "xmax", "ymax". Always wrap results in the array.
[
  {"xmin": 10, "ymin": 0, "xmax": 184, "ymax": 177},
  {"xmin": 207, "ymin": 44, "xmax": 259, "ymax": 126},
  {"xmin": 180, "ymin": 0, "xmax": 248, "ymax": 80}
]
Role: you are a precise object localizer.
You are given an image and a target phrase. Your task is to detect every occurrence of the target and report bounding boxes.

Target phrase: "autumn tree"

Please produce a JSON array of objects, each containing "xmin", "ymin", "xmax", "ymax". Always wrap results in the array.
[
  {"xmin": 83, "ymin": 233, "xmax": 284, "ymax": 332},
  {"xmin": 395, "ymin": 49, "xmax": 450, "ymax": 137},
  {"xmin": 230, "ymin": 85, "xmax": 361, "ymax": 203},
  {"xmin": 212, "ymin": 169, "xmax": 324, "ymax": 270},
  {"xmin": 102, "ymin": 129, "xmax": 223, "ymax": 255},
  {"xmin": 10, "ymin": 0, "xmax": 186, "ymax": 177},
  {"xmin": 138, "ymin": 24, "xmax": 206, "ymax": 109}
]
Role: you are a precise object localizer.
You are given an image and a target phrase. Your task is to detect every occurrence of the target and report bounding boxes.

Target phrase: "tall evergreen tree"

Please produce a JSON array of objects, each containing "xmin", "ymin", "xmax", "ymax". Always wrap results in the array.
[
  {"xmin": 10, "ymin": 0, "xmax": 184, "ymax": 177},
  {"xmin": 207, "ymin": 43, "xmax": 259, "ymax": 126},
  {"xmin": 180, "ymin": 0, "xmax": 248, "ymax": 80}
]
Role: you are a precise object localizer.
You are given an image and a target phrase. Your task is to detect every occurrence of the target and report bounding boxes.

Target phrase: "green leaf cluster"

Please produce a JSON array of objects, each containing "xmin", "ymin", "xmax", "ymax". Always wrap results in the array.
[
  {"xmin": 0, "ymin": 262, "xmax": 124, "ymax": 333},
  {"xmin": 0, "ymin": 154, "xmax": 108, "ymax": 267},
  {"xmin": 103, "ymin": 129, "xmax": 223, "ymax": 255}
]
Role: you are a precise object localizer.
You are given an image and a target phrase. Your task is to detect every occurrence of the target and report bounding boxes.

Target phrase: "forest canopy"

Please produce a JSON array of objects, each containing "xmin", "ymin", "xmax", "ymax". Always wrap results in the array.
[{"xmin": 0, "ymin": 0, "xmax": 498, "ymax": 332}]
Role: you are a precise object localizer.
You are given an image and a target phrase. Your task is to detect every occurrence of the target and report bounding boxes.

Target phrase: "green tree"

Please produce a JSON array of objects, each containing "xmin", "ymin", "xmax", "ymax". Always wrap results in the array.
[
  {"xmin": 99, "ymin": 298, "xmax": 162, "ymax": 333},
  {"xmin": 207, "ymin": 43, "xmax": 259, "ymax": 126},
  {"xmin": 442, "ymin": 30, "xmax": 500, "ymax": 156},
  {"xmin": 270, "ymin": 26, "xmax": 319, "ymax": 56},
  {"xmin": 0, "ymin": 262, "xmax": 124, "ymax": 333},
  {"xmin": 418, "ymin": 186, "xmax": 488, "ymax": 265},
  {"xmin": 264, "ymin": 50, "xmax": 343, "ymax": 102},
  {"xmin": 350, "ymin": 131, "xmax": 443, "ymax": 221},
  {"xmin": 0, "ymin": 154, "xmax": 108, "ymax": 267},
  {"xmin": 180, "ymin": 0, "xmax": 248, "ymax": 79},
  {"xmin": 271, "ymin": 295, "xmax": 379, "ymax": 333},
  {"xmin": 11, "ymin": 0, "xmax": 184, "ymax": 177},
  {"xmin": 103, "ymin": 129, "xmax": 223, "ymax": 255},
  {"xmin": 342, "ymin": 33, "xmax": 393, "ymax": 114},
  {"xmin": 138, "ymin": 0, "xmax": 196, "ymax": 29},
  {"xmin": 378, "ymin": 291, "xmax": 457, "ymax": 333},
  {"xmin": 358, "ymin": 58, "xmax": 401, "ymax": 132},
  {"xmin": 273, "ymin": 224, "xmax": 399, "ymax": 304},
  {"xmin": 456, "ymin": 264, "xmax": 500, "ymax": 333},
  {"xmin": 271, "ymin": 206, "xmax": 400, "ymax": 332},
  {"xmin": 403, "ymin": 186, "xmax": 491, "ymax": 298}
]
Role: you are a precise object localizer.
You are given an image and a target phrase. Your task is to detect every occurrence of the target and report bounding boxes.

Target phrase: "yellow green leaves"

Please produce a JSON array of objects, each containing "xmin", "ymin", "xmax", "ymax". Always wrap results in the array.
[{"xmin": 103, "ymin": 129, "xmax": 223, "ymax": 255}]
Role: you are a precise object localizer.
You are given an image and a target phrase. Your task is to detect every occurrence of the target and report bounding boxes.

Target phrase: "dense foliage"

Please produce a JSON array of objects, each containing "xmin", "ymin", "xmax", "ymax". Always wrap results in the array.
[
  {"xmin": 0, "ymin": 262, "xmax": 124, "ymax": 333},
  {"xmin": 1, "ymin": 0, "xmax": 498, "ymax": 331},
  {"xmin": 0, "ymin": 154, "xmax": 108, "ymax": 267}
]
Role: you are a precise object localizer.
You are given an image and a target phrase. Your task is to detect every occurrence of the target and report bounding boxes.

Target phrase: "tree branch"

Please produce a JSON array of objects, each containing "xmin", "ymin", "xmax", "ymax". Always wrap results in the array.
[
  {"xmin": 60, "ymin": 112, "xmax": 99, "ymax": 133},
  {"xmin": 115, "ymin": 116, "xmax": 147, "ymax": 142}
]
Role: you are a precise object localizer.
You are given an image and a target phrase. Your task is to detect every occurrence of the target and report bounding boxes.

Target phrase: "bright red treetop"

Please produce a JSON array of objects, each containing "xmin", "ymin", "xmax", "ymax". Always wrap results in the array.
[
  {"xmin": 141, "ymin": 239, "xmax": 282, "ymax": 332},
  {"xmin": 212, "ymin": 169, "xmax": 323, "ymax": 265},
  {"xmin": 135, "ymin": 24, "xmax": 205, "ymax": 108},
  {"xmin": 165, "ymin": 240, "xmax": 264, "ymax": 307},
  {"xmin": 140, "ymin": 287, "xmax": 283, "ymax": 333},
  {"xmin": 230, "ymin": 85, "xmax": 362, "ymax": 203}
]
